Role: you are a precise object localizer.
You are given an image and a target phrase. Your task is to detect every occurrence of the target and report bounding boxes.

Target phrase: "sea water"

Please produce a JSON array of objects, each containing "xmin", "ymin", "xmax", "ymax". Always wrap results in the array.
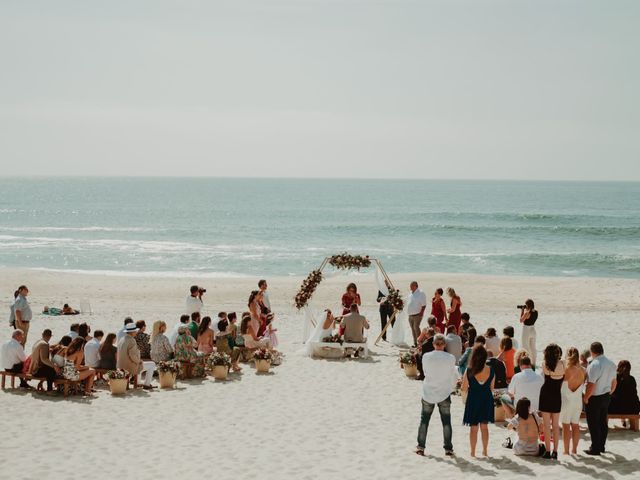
[{"xmin": 0, "ymin": 177, "xmax": 638, "ymax": 279}]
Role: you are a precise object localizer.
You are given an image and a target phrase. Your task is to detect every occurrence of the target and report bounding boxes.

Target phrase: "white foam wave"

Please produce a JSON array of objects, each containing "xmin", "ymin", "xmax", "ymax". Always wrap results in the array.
[{"xmin": 29, "ymin": 267, "xmax": 252, "ymax": 279}]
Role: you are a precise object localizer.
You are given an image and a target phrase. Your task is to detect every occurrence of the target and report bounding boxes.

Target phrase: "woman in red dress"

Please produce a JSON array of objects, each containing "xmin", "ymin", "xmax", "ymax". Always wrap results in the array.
[
  {"xmin": 446, "ymin": 287, "xmax": 462, "ymax": 334},
  {"xmin": 431, "ymin": 288, "xmax": 448, "ymax": 333},
  {"xmin": 341, "ymin": 283, "xmax": 361, "ymax": 315}
]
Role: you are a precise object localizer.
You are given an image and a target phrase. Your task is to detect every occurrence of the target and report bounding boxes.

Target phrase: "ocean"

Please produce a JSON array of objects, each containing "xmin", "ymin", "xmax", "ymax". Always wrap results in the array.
[{"xmin": 0, "ymin": 177, "xmax": 638, "ymax": 279}]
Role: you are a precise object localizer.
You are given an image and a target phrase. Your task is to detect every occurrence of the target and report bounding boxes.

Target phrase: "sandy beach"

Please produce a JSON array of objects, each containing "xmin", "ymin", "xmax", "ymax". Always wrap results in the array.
[{"xmin": 1, "ymin": 267, "xmax": 639, "ymax": 480}]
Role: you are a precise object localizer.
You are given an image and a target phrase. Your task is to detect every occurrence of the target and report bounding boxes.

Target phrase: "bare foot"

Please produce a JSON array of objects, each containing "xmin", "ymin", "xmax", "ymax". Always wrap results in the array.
[
  {"xmin": 470, "ymin": 452, "xmax": 476, "ymax": 458},
  {"xmin": 482, "ymin": 450, "xmax": 488, "ymax": 457}
]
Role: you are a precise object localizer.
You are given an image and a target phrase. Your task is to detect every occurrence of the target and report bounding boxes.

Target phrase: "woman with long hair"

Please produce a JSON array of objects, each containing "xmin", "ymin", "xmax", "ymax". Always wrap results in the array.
[
  {"xmin": 431, "ymin": 288, "xmax": 448, "ymax": 334},
  {"xmin": 458, "ymin": 327, "xmax": 477, "ymax": 375},
  {"xmin": 196, "ymin": 316, "xmax": 214, "ymax": 354},
  {"xmin": 560, "ymin": 347, "xmax": 586, "ymax": 455},
  {"xmin": 446, "ymin": 288, "xmax": 462, "ymax": 333},
  {"xmin": 341, "ymin": 283, "xmax": 361, "ymax": 316},
  {"xmin": 609, "ymin": 360, "xmax": 640, "ymax": 420},
  {"xmin": 240, "ymin": 312, "xmax": 270, "ymax": 349},
  {"xmin": 248, "ymin": 290, "xmax": 265, "ymax": 335},
  {"xmin": 539, "ymin": 343, "xmax": 565, "ymax": 459},
  {"xmin": 150, "ymin": 321, "xmax": 173, "ymax": 363},
  {"xmin": 461, "ymin": 345, "xmax": 494, "ymax": 457},
  {"xmin": 497, "ymin": 337, "xmax": 515, "ymax": 382},
  {"xmin": 507, "ymin": 398, "xmax": 542, "ymax": 456},
  {"xmin": 64, "ymin": 336, "xmax": 95, "ymax": 396},
  {"xmin": 97, "ymin": 333, "xmax": 117, "ymax": 370}
]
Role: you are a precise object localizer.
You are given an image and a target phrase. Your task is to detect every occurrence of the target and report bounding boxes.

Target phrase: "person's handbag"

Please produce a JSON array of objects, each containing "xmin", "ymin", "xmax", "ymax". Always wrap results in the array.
[
  {"xmin": 502, "ymin": 436, "xmax": 513, "ymax": 449},
  {"xmin": 62, "ymin": 360, "xmax": 80, "ymax": 381}
]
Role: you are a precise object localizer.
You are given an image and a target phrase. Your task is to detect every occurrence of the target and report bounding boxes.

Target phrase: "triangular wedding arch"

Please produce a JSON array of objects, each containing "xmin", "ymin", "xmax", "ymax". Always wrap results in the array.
[{"xmin": 294, "ymin": 253, "xmax": 408, "ymax": 346}]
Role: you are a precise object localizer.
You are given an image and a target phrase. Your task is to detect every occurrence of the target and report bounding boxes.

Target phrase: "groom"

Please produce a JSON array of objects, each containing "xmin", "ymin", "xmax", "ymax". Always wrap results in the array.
[{"xmin": 342, "ymin": 304, "xmax": 369, "ymax": 343}]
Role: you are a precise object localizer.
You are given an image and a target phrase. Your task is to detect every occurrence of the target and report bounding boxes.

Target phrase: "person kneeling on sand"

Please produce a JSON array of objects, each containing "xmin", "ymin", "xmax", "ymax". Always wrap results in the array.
[
  {"xmin": 117, "ymin": 323, "xmax": 156, "ymax": 390},
  {"xmin": 342, "ymin": 304, "xmax": 369, "ymax": 343}
]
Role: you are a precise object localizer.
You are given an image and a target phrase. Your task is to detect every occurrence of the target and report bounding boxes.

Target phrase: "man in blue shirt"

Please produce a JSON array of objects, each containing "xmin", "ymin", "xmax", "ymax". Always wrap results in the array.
[{"xmin": 583, "ymin": 342, "xmax": 617, "ymax": 455}]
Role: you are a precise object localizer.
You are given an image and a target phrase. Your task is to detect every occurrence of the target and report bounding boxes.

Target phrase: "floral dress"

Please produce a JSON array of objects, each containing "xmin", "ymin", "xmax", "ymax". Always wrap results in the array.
[{"xmin": 174, "ymin": 333, "xmax": 205, "ymax": 376}]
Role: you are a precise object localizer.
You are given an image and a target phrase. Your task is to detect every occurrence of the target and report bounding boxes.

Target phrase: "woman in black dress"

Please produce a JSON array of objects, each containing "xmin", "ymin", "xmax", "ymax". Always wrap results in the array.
[
  {"xmin": 539, "ymin": 343, "xmax": 565, "ymax": 459},
  {"xmin": 609, "ymin": 360, "xmax": 640, "ymax": 416}
]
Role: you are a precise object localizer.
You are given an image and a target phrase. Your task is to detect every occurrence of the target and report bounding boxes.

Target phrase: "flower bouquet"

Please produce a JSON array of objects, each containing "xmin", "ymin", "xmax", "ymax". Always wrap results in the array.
[
  {"xmin": 157, "ymin": 360, "xmax": 180, "ymax": 389},
  {"xmin": 294, "ymin": 269, "xmax": 323, "ymax": 309},
  {"xmin": 322, "ymin": 334, "xmax": 343, "ymax": 344},
  {"xmin": 328, "ymin": 253, "xmax": 371, "ymax": 270},
  {"xmin": 207, "ymin": 352, "xmax": 231, "ymax": 380},
  {"xmin": 106, "ymin": 369, "xmax": 129, "ymax": 395},
  {"xmin": 253, "ymin": 348, "xmax": 273, "ymax": 373},
  {"xmin": 386, "ymin": 286, "xmax": 404, "ymax": 312},
  {"xmin": 399, "ymin": 352, "xmax": 418, "ymax": 378}
]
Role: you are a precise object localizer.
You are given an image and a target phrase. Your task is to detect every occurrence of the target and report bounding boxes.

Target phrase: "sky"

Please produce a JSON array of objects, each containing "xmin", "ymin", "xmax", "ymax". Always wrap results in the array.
[{"xmin": 0, "ymin": 0, "xmax": 639, "ymax": 180}]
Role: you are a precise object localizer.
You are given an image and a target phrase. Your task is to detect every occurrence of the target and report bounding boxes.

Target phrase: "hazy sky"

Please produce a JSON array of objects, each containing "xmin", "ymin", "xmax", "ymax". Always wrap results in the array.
[{"xmin": 1, "ymin": 0, "xmax": 639, "ymax": 180}]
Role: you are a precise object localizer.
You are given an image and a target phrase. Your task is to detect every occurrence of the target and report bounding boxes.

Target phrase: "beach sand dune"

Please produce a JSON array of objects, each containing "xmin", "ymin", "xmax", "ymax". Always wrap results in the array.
[{"xmin": 1, "ymin": 269, "xmax": 639, "ymax": 479}]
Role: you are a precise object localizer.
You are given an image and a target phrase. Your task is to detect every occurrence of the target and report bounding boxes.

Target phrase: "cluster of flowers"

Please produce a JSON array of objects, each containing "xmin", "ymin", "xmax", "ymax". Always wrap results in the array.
[
  {"xmin": 399, "ymin": 351, "xmax": 416, "ymax": 366},
  {"xmin": 322, "ymin": 334, "xmax": 343, "ymax": 344},
  {"xmin": 294, "ymin": 269, "xmax": 323, "ymax": 309},
  {"xmin": 105, "ymin": 369, "xmax": 129, "ymax": 380},
  {"xmin": 207, "ymin": 352, "xmax": 231, "ymax": 368},
  {"xmin": 386, "ymin": 286, "xmax": 404, "ymax": 312},
  {"xmin": 328, "ymin": 253, "xmax": 372, "ymax": 270},
  {"xmin": 156, "ymin": 360, "xmax": 181, "ymax": 374},
  {"xmin": 253, "ymin": 348, "xmax": 273, "ymax": 360}
]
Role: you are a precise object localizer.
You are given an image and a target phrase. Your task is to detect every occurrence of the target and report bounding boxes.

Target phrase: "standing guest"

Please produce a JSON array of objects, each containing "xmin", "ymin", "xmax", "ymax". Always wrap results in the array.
[
  {"xmin": 84, "ymin": 330, "xmax": 103, "ymax": 368},
  {"xmin": 539, "ymin": 344, "xmax": 565, "ymax": 459},
  {"xmin": 117, "ymin": 323, "xmax": 156, "ymax": 390},
  {"xmin": 64, "ymin": 337, "xmax": 95, "ymax": 396},
  {"xmin": 560, "ymin": 347, "xmax": 586, "ymax": 455},
  {"xmin": 187, "ymin": 312, "xmax": 201, "ymax": 340},
  {"xmin": 430, "ymin": 288, "xmax": 448, "ymax": 334},
  {"xmin": 416, "ymin": 334, "xmax": 458, "ymax": 457},
  {"xmin": 67, "ymin": 323, "xmax": 80, "ymax": 340},
  {"xmin": 459, "ymin": 313, "xmax": 474, "ymax": 344},
  {"xmin": 519, "ymin": 299, "xmax": 538, "ymax": 366},
  {"xmin": 341, "ymin": 283, "xmax": 361, "ymax": 316},
  {"xmin": 497, "ymin": 337, "xmax": 516, "ymax": 382},
  {"xmin": 445, "ymin": 287, "xmax": 462, "ymax": 334},
  {"xmin": 407, "ymin": 281, "xmax": 427, "ymax": 347},
  {"xmin": 169, "ymin": 315, "xmax": 190, "ymax": 347},
  {"xmin": 583, "ymin": 342, "xmax": 617, "ymax": 455},
  {"xmin": 186, "ymin": 285, "xmax": 204, "ymax": 316},
  {"xmin": 501, "ymin": 355, "xmax": 544, "ymax": 418},
  {"xmin": 1, "ymin": 329, "xmax": 29, "ymax": 388},
  {"xmin": 377, "ymin": 284, "xmax": 394, "ymax": 341},
  {"xmin": 134, "ymin": 320, "xmax": 151, "ymax": 360},
  {"xmin": 78, "ymin": 323, "xmax": 91, "ymax": 341},
  {"xmin": 258, "ymin": 279, "xmax": 271, "ymax": 312},
  {"xmin": 13, "ymin": 286, "xmax": 32, "ymax": 346},
  {"xmin": 150, "ymin": 321, "xmax": 173, "ymax": 363},
  {"xmin": 29, "ymin": 329, "xmax": 60, "ymax": 393},
  {"xmin": 461, "ymin": 345, "xmax": 495, "ymax": 458},
  {"xmin": 458, "ymin": 328, "xmax": 477, "ymax": 375},
  {"xmin": 248, "ymin": 290, "xmax": 265, "ymax": 335},
  {"xmin": 97, "ymin": 333, "xmax": 117, "ymax": 370},
  {"xmin": 8, "ymin": 289, "xmax": 19, "ymax": 329},
  {"xmin": 507, "ymin": 398, "xmax": 543, "ymax": 456},
  {"xmin": 444, "ymin": 325, "xmax": 463, "ymax": 363},
  {"xmin": 503, "ymin": 326, "xmax": 519, "ymax": 350},
  {"xmin": 116, "ymin": 317, "xmax": 134, "ymax": 343},
  {"xmin": 484, "ymin": 328, "xmax": 500, "ymax": 357},
  {"xmin": 342, "ymin": 304, "xmax": 369, "ymax": 344},
  {"xmin": 263, "ymin": 313, "xmax": 279, "ymax": 348},
  {"xmin": 196, "ymin": 316, "xmax": 214, "ymax": 354},
  {"xmin": 609, "ymin": 360, "xmax": 640, "ymax": 417}
]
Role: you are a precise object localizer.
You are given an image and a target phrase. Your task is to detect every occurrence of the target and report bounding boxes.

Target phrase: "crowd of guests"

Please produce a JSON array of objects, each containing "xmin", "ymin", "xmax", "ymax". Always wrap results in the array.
[
  {"xmin": 1, "ymin": 281, "xmax": 279, "ymax": 396},
  {"xmin": 413, "ymin": 290, "xmax": 640, "ymax": 460}
]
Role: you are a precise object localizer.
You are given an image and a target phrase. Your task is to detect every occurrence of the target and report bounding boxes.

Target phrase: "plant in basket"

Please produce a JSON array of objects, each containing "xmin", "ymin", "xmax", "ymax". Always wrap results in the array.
[
  {"xmin": 493, "ymin": 390, "xmax": 505, "ymax": 407},
  {"xmin": 157, "ymin": 360, "xmax": 180, "ymax": 374},
  {"xmin": 253, "ymin": 348, "xmax": 273, "ymax": 361},
  {"xmin": 399, "ymin": 352, "xmax": 417, "ymax": 366},
  {"xmin": 207, "ymin": 352, "xmax": 232, "ymax": 368},
  {"xmin": 106, "ymin": 369, "xmax": 129, "ymax": 380},
  {"xmin": 399, "ymin": 351, "xmax": 418, "ymax": 377}
]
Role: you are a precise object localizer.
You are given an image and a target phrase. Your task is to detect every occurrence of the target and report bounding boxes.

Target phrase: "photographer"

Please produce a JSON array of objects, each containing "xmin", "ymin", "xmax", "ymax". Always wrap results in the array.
[
  {"xmin": 519, "ymin": 299, "xmax": 538, "ymax": 366},
  {"xmin": 186, "ymin": 285, "xmax": 205, "ymax": 316}
]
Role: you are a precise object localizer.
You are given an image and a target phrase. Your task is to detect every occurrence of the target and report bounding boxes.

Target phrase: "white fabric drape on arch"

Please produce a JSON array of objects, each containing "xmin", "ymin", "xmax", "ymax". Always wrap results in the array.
[{"xmin": 375, "ymin": 263, "xmax": 410, "ymax": 347}]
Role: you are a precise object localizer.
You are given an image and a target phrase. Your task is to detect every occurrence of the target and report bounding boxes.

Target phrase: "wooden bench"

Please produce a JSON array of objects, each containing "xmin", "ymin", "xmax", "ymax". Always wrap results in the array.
[
  {"xmin": 580, "ymin": 412, "xmax": 639, "ymax": 432},
  {"xmin": 1, "ymin": 371, "xmax": 79, "ymax": 398},
  {"xmin": 314, "ymin": 341, "xmax": 369, "ymax": 359}
]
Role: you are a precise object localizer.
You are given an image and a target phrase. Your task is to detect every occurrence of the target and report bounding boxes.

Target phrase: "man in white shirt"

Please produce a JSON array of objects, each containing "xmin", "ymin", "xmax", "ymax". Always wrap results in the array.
[
  {"xmin": 186, "ymin": 285, "xmax": 204, "ymax": 316},
  {"xmin": 444, "ymin": 325, "xmax": 463, "ymax": 363},
  {"xmin": 169, "ymin": 314, "xmax": 191, "ymax": 347},
  {"xmin": 116, "ymin": 317, "xmax": 134, "ymax": 343},
  {"xmin": 84, "ymin": 330, "xmax": 103, "ymax": 368},
  {"xmin": 1, "ymin": 329, "xmax": 29, "ymax": 387},
  {"xmin": 500, "ymin": 355, "xmax": 544, "ymax": 417},
  {"xmin": 258, "ymin": 279, "xmax": 271, "ymax": 312},
  {"xmin": 407, "ymin": 281, "xmax": 427, "ymax": 347},
  {"xmin": 416, "ymin": 334, "xmax": 459, "ymax": 456}
]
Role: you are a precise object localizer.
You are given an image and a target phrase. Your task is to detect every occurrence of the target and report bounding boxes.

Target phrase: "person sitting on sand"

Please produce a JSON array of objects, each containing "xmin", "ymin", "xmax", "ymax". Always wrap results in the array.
[
  {"xmin": 63, "ymin": 337, "xmax": 96, "ymax": 396},
  {"xmin": 117, "ymin": 323, "xmax": 156, "ymax": 389},
  {"xmin": 62, "ymin": 303, "xmax": 80, "ymax": 315},
  {"xmin": 150, "ymin": 321, "xmax": 173, "ymax": 363},
  {"xmin": 342, "ymin": 304, "xmax": 369, "ymax": 343},
  {"xmin": 609, "ymin": 360, "xmax": 640, "ymax": 418},
  {"xmin": 507, "ymin": 398, "xmax": 543, "ymax": 456},
  {"xmin": 97, "ymin": 333, "xmax": 117, "ymax": 370},
  {"xmin": 215, "ymin": 319, "xmax": 242, "ymax": 372}
]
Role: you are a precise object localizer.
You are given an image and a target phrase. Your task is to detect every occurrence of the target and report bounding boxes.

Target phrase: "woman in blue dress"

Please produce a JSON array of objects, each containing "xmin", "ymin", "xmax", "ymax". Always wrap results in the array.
[{"xmin": 461, "ymin": 345, "xmax": 495, "ymax": 457}]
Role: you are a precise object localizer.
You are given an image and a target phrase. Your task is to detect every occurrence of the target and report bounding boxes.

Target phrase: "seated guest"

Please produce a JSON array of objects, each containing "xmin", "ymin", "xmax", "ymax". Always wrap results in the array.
[
  {"xmin": 174, "ymin": 325, "xmax": 205, "ymax": 376},
  {"xmin": 609, "ymin": 360, "xmax": 640, "ymax": 416},
  {"xmin": 497, "ymin": 337, "xmax": 516, "ymax": 382},
  {"xmin": 216, "ymin": 312, "xmax": 228, "ymax": 335},
  {"xmin": 29, "ymin": 329, "xmax": 60, "ymax": 393},
  {"xmin": 117, "ymin": 323, "xmax": 156, "ymax": 389},
  {"xmin": 215, "ymin": 319, "xmax": 242, "ymax": 372},
  {"xmin": 484, "ymin": 328, "xmax": 500, "ymax": 357},
  {"xmin": 196, "ymin": 316, "xmax": 214, "ymax": 354},
  {"xmin": 240, "ymin": 313, "xmax": 270, "ymax": 349},
  {"xmin": 342, "ymin": 304, "xmax": 369, "ymax": 343},
  {"xmin": 487, "ymin": 351, "xmax": 508, "ymax": 389},
  {"xmin": 1, "ymin": 329, "xmax": 29, "ymax": 388},
  {"xmin": 445, "ymin": 325, "xmax": 463, "ymax": 363},
  {"xmin": 188, "ymin": 312, "xmax": 201, "ymax": 340},
  {"xmin": 503, "ymin": 326, "xmax": 519, "ymax": 350},
  {"xmin": 134, "ymin": 320, "xmax": 151, "ymax": 359},
  {"xmin": 425, "ymin": 315, "xmax": 438, "ymax": 334},
  {"xmin": 116, "ymin": 317, "xmax": 134, "ymax": 343},
  {"xmin": 459, "ymin": 312, "xmax": 474, "ymax": 344},
  {"xmin": 150, "ymin": 321, "xmax": 173, "ymax": 363},
  {"xmin": 507, "ymin": 398, "xmax": 543, "ymax": 456},
  {"xmin": 62, "ymin": 303, "xmax": 80, "ymax": 315},
  {"xmin": 97, "ymin": 333, "xmax": 117, "ymax": 370},
  {"xmin": 64, "ymin": 337, "xmax": 95, "ymax": 396},
  {"xmin": 169, "ymin": 314, "xmax": 190, "ymax": 347},
  {"xmin": 501, "ymin": 355, "xmax": 544, "ymax": 418},
  {"xmin": 51, "ymin": 336, "xmax": 73, "ymax": 367},
  {"xmin": 84, "ymin": 330, "xmax": 103, "ymax": 368},
  {"xmin": 78, "ymin": 323, "xmax": 91, "ymax": 341},
  {"xmin": 67, "ymin": 323, "xmax": 80, "ymax": 340},
  {"xmin": 263, "ymin": 313, "xmax": 279, "ymax": 348},
  {"xmin": 513, "ymin": 349, "xmax": 530, "ymax": 375},
  {"xmin": 458, "ymin": 330, "xmax": 479, "ymax": 375},
  {"xmin": 227, "ymin": 312, "xmax": 239, "ymax": 349}
]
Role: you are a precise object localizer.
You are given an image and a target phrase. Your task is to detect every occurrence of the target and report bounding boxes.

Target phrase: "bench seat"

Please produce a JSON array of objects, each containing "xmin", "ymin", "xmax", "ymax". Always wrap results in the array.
[{"xmin": 579, "ymin": 411, "xmax": 639, "ymax": 432}]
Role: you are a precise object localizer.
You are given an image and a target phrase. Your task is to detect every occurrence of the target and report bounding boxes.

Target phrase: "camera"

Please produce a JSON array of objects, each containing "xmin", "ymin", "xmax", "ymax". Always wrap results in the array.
[
  {"xmin": 199, "ymin": 288, "xmax": 206, "ymax": 294},
  {"xmin": 517, "ymin": 305, "xmax": 526, "ymax": 309}
]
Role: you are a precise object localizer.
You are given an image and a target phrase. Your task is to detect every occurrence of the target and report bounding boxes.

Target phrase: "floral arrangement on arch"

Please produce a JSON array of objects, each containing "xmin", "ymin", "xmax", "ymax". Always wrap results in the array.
[
  {"xmin": 253, "ymin": 348, "xmax": 273, "ymax": 361},
  {"xmin": 328, "ymin": 253, "xmax": 372, "ymax": 270},
  {"xmin": 322, "ymin": 334, "xmax": 343, "ymax": 344},
  {"xmin": 106, "ymin": 369, "xmax": 129, "ymax": 380},
  {"xmin": 207, "ymin": 352, "xmax": 231, "ymax": 368},
  {"xmin": 386, "ymin": 286, "xmax": 404, "ymax": 312},
  {"xmin": 156, "ymin": 360, "xmax": 181, "ymax": 374},
  {"xmin": 294, "ymin": 269, "xmax": 323, "ymax": 309},
  {"xmin": 399, "ymin": 352, "xmax": 416, "ymax": 366}
]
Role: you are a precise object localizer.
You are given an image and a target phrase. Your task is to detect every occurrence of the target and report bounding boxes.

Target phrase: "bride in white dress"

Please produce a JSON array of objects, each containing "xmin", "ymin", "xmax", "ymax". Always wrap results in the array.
[{"xmin": 303, "ymin": 309, "xmax": 336, "ymax": 357}]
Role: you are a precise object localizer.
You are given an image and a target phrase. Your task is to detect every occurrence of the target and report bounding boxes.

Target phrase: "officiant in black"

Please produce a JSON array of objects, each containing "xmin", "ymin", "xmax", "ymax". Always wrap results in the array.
[{"xmin": 377, "ymin": 288, "xmax": 395, "ymax": 341}]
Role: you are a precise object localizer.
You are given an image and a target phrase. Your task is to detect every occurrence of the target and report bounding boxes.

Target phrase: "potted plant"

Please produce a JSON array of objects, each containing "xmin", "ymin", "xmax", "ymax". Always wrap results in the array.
[
  {"xmin": 493, "ymin": 390, "xmax": 506, "ymax": 422},
  {"xmin": 157, "ymin": 360, "xmax": 180, "ymax": 389},
  {"xmin": 399, "ymin": 352, "xmax": 418, "ymax": 377},
  {"xmin": 106, "ymin": 369, "xmax": 129, "ymax": 395},
  {"xmin": 253, "ymin": 348, "xmax": 273, "ymax": 373},
  {"xmin": 207, "ymin": 352, "xmax": 231, "ymax": 380}
]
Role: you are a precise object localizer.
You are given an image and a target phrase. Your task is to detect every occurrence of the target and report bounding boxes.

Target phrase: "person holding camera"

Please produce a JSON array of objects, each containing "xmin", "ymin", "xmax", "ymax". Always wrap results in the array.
[
  {"xmin": 519, "ymin": 299, "xmax": 538, "ymax": 366},
  {"xmin": 186, "ymin": 285, "xmax": 205, "ymax": 316}
]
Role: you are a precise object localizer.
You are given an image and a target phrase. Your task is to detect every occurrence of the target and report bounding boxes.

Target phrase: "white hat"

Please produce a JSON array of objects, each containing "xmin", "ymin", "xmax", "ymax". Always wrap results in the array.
[{"xmin": 124, "ymin": 323, "xmax": 139, "ymax": 334}]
